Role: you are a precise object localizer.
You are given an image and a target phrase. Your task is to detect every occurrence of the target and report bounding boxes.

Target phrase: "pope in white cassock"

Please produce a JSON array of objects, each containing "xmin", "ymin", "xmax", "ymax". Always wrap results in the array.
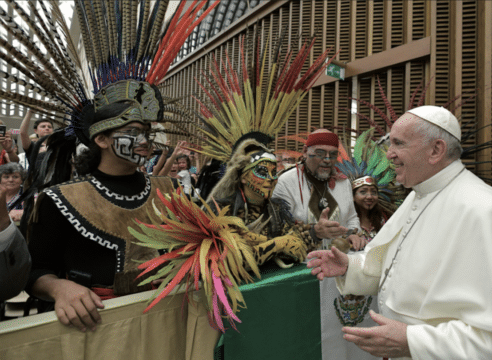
[{"xmin": 307, "ymin": 105, "xmax": 492, "ymax": 359}]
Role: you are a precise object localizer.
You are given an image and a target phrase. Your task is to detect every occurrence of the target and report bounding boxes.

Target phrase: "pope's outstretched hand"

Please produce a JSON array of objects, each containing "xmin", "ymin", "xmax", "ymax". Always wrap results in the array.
[{"xmin": 306, "ymin": 247, "xmax": 349, "ymax": 280}]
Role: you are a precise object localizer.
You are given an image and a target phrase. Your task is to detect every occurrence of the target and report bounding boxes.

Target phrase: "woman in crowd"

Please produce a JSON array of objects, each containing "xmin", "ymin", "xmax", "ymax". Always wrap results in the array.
[
  {"xmin": 0, "ymin": 162, "xmax": 25, "ymax": 222},
  {"xmin": 0, "ymin": 127, "xmax": 20, "ymax": 164},
  {"xmin": 352, "ymin": 182, "xmax": 390, "ymax": 240}
]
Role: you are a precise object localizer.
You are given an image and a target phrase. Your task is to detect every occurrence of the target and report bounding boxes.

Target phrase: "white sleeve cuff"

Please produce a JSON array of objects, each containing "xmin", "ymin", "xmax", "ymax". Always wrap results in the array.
[{"xmin": 0, "ymin": 219, "xmax": 16, "ymax": 252}]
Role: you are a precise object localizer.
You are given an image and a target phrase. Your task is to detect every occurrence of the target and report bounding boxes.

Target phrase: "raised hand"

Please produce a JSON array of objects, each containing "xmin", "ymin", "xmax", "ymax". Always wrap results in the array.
[
  {"xmin": 306, "ymin": 247, "xmax": 349, "ymax": 280},
  {"xmin": 0, "ymin": 130, "xmax": 13, "ymax": 151},
  {"xmin": 313, "ymin": 207, "xmax": 348, "ymax": 239},
  {"xmin": 173, "ymin": 140, "xmax": 187, "ymax": 156}
]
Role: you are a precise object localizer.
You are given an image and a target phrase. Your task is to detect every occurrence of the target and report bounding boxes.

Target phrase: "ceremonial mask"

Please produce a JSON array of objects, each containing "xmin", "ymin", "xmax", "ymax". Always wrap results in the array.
[{"xmin": 241, "ymin": 159, "xmax": 278, "ymax": 205}]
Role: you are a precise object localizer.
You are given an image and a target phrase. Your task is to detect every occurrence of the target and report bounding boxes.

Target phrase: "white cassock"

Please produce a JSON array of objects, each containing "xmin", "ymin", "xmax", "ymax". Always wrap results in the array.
[
  {"xmin": 273, "ymin": 168, "xmax": 380, "ymax": 360},
  {"xmin": 337, "ymin": 160, "xmax": 492, "ymax": 359}
]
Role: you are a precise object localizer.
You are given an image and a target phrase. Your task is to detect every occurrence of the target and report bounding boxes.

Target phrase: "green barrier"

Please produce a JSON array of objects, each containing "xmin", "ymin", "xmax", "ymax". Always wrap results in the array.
[{"xmin": 215, "ymin": 262, "xmax": 321, "ymax": 360}]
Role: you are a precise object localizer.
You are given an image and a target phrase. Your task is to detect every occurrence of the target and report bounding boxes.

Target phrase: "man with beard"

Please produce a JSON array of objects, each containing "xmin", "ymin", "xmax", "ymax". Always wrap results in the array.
[
  {"xmin": 272, "ymin": 129, "xmax": 373, "ymax": 360},
  {"xmin": 272, "ymin": 129, "xmax": 363, "ymax": 249}
]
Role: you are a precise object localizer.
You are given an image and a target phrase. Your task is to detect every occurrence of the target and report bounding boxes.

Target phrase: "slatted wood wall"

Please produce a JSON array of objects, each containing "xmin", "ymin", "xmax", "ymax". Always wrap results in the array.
[{"xmin": 160, "ymin": 0, "xmax": 492, "ymax": 177}]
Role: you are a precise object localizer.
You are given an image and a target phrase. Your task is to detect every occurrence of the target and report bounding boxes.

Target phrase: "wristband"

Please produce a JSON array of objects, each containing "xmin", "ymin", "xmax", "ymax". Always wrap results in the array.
[{"xmin": 309, "ymin": 224, "xmax": 322, "ymax": 243}]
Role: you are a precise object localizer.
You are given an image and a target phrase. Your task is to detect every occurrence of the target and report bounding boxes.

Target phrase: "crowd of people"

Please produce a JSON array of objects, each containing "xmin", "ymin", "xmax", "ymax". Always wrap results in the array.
[{"xmin": 0, "ymin": 104, "xmax": 491, "ymax": 359}]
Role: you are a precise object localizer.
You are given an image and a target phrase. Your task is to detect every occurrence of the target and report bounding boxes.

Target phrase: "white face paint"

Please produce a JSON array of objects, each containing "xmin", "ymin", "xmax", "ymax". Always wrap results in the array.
[{"xmin": 111, "ymin": 129, "xmax": 151, "ymax": 166}]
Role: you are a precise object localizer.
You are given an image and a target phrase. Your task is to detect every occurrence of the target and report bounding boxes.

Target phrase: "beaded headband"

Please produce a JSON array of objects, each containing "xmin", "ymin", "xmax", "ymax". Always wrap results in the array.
[{"xmin": 352, "ymin": 176, "xmax": 377, "ymax": 190}]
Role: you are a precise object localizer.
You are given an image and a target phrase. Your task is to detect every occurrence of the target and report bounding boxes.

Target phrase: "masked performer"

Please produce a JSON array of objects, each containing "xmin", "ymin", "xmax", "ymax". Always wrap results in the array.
[
  {"xmin": 129, "ymin": 30, "xmax": 337, "ymax": 332},
  {"xmin": 0, "ymin": 1, "xmax": 219, "ymax": 332},
  {"xmin": 194, "ymin": 31, "xmax": 340, "ymax": 268}
]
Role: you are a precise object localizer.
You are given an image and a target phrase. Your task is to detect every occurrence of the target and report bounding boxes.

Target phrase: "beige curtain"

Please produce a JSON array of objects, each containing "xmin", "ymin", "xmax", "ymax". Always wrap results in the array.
[{"xmin": 0, "ymin": 291, "xmax": 220, "ymax": 360}]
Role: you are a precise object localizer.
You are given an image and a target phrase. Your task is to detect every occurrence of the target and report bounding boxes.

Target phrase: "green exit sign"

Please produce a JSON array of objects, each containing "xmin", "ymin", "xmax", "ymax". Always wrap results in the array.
[{"xmin": 326, "ymin": 63, "xmax": 345, "ymax": 80}]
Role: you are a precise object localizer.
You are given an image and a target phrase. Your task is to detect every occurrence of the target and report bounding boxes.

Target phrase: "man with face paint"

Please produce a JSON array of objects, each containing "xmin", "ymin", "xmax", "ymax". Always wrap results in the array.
[
  {"xmin": 26, "ymin": 100, "xmax": 177, "ymax": 332},
  {"xmin": 207, "ymin": 141, "xmax": 307, "ymax": 267},
  {"xmin": 272, "ymin": 129, "xmax": 362, "ymax": 249},
  {"xmin": 241, "ymin": 151, "xmax": 278, "ymax": 205},
  {"xmin": 110, "ymin": 125, "xmax": 152, "ymax": 167}
]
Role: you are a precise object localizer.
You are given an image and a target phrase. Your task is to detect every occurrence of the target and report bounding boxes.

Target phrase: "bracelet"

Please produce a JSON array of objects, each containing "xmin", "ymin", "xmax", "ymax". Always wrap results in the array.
[{"xmin": 309, "ymin": 225, "xmax": 322, "ymax": 243}]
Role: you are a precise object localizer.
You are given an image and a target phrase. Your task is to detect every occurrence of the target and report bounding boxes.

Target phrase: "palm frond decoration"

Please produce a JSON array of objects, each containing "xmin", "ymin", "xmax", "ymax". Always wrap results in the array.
[{"xmin": 130, "ymin": 188, "xmax": 260, "ymax": 333}]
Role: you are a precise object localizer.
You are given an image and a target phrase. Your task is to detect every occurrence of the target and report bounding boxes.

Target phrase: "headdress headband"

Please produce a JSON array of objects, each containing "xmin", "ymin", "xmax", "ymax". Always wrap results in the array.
[
  {"xmin": 336, "ymin": 128, "xmax": 402, "ymax": 213},
  {"xmin": 306, "ymin": 132, "xmax": 339, "ymax": 148},
  {"xmin": 352, "ymin": 176, "xmax": 377, "ymax": 190}
]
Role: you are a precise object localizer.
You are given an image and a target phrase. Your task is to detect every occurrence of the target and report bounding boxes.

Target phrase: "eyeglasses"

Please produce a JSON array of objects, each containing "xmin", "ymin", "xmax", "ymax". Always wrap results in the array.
[{"xmin": 308, "ymin": 149, "xmax": 339, "ymax": 161}]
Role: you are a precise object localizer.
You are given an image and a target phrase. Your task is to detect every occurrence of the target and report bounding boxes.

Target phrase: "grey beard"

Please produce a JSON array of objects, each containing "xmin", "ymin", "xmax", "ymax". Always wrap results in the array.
[
  {"xmin": 315, "ymin": 171, "xmax": 331, "ymax": 181},
  {"xmin": 305, "ymin": 164, "xmax": 333, "ymax": 181}
]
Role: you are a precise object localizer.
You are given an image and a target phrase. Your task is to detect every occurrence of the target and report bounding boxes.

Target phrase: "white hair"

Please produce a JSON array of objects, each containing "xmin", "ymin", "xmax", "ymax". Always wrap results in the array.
[{"xmin": 414, "ymin": 119, "xmax": 462, "ymax": 160}]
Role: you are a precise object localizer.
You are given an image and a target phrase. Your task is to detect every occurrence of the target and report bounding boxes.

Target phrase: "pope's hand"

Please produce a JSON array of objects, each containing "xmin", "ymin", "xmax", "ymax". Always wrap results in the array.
[
  {"xmin": 314, "ymin": 207, "xmax": 348, "ymax": 239},
  {"xmin": 52, "ymin": 279, "xmax": 104, "ymax": 332},
  {"xmin": 306, "ymin": 247, "xmax": 348, "ymax": 280},
  {"xmin": 342, "ymin": 310, "xmax": 411, "ymax": 358}
]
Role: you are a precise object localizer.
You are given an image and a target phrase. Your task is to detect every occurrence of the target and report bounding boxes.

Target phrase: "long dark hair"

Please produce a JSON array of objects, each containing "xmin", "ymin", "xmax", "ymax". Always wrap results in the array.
[
  {"xmin": 73, "ymin": 129, "xmax": 113, "ymax": 175},
  {"xmin": 353, "ymin": 188, "xmax": 386, "ymax": 232}
]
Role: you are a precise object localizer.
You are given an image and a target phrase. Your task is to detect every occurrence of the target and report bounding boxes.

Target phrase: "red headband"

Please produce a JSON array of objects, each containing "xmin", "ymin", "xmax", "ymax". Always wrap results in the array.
[{"xmin": 306, "ymin": 132, "xmax": 339, "ymax": 148}]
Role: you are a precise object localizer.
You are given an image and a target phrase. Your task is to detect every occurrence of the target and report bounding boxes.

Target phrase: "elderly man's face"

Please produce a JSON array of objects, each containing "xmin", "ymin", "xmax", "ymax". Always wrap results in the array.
[
  {"xmin": 303, "ymin": 145, "xmax": 338, "ymax": 180},
  {"xmin": 387, "ymin": 114, "xmax": 434, "ymax": 188}
]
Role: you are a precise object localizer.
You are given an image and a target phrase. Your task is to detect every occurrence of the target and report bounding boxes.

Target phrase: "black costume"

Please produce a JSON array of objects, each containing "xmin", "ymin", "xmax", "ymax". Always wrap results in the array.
[{"xmin": 27, "ymin": 170, "xmax": 176, "ymax": 296}]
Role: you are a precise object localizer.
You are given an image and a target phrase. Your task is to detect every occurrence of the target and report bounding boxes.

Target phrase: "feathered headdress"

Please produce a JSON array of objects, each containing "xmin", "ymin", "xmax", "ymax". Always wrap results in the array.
[
  {"xmin": 0, "ymin": 0, "xmax": 219, "ymax": 146},
  {"xmin": 191, "ymin": 28, "xmax": 337, "ymax": 199},
  {"xmin": 194, "ymin": 29, "xmax": 337, "ymax": 159},
  {"xmin": 336, "ymin": 128, "xmax": 404, "ymax": 213},
  {"xmin": 1, "ymin": 0, "xmax": 219, "ymax": 212}
]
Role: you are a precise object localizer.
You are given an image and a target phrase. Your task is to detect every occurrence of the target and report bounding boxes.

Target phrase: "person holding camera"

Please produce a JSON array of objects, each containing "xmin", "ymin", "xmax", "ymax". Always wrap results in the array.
[{"xmin": 0, "ymin": 122, "xmax": 20, "ymax": 164}]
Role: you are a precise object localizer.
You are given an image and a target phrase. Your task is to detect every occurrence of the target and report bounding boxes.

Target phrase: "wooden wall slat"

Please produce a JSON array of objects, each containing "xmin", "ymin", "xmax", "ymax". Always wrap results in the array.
[{"xmin": 153, "ymin": 0, "xmax": 490, "ymax": 178}]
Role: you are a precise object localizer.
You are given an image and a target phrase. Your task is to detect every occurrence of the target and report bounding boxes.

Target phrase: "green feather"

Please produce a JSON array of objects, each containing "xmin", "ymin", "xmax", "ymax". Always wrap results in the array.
[
  {"xmin": 378, "ymin": 170, "xmax": 395, "ymax": 186},
  {"xmin": 138, "ymin": 262, "xmax": 177, "ymax": 286},
  {"xmin": 354, "ymin": 129, "xmax": 373, "ymax": 165}
]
